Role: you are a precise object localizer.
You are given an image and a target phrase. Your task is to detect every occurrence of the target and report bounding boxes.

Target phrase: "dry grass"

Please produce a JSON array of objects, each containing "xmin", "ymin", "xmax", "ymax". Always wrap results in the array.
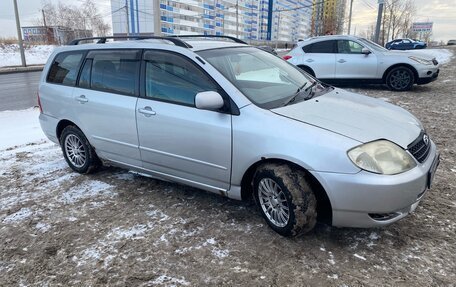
[{"xmin": 0, "ymin": 37, "xmax": 18, "ymax": 45}]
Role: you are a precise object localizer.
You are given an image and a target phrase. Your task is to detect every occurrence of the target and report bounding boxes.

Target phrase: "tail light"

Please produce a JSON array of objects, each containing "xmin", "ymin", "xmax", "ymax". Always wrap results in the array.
[
  {"xmin": 283, "ymin": 55, "xmax": 292, "ymax": 61},
  {"xmin": 37, "ymin": 91, "xmax": 43, "ymax": 113}
]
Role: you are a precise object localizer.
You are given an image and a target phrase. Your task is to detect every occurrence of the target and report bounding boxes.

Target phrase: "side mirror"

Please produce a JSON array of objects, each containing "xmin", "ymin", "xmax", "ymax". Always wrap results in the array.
[
  {"xmin": 362, "ymin": 48, "xmax": 372, "ymax": 55},
  {"xmin": 195, "ymin": 91, "xmax": 224, "ymax": 111}
]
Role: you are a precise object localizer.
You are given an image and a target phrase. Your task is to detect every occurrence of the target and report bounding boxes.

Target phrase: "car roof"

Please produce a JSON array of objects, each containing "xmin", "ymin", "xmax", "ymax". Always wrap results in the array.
[
  {"xmin": 184, "ymin": 39, "xmax": 248, "ymax": 51},
  {"xmin": 297, "ymin": 35, "xmax": 364, "ymax": 46},
  {"xmin": 54, "ymin": 38, "xmax": 247, "ymax": 54}
]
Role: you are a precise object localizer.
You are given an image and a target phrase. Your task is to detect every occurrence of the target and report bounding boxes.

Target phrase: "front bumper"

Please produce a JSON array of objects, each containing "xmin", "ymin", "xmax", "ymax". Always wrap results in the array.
[
  {"xmin": 416, "ymin": 67, "xmax": 439, "ymax": 85},
  {"xmin": 311, "ymin": 141, "xmax": 439, "ymax": 228}
]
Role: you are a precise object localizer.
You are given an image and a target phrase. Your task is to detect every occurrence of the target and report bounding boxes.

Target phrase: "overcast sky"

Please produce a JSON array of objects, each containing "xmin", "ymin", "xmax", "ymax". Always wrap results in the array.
[
  {"xmin": 350, "ymin": 0, "xmax": 456, "ymax": 42},
  {"xmin": 0, "ymin": 0, "xmax": 454, "ymax": 42}
]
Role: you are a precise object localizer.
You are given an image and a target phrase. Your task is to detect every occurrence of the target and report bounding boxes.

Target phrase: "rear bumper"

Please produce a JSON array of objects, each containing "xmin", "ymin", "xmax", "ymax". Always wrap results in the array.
[
  {"xmin": 311, "ymin": 141, "xmax": 439, "ymax": 228},
  {"xmin": 39, "ymin": 113, "xmax": 59, "ymax": 144}
]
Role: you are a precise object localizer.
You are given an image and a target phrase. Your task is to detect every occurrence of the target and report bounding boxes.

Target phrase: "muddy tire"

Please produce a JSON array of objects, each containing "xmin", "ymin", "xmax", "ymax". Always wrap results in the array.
[
  {"xmin": 386, "ymin": 66, "xmax": 415, "ymax": 91},
  {"xmin": 253, "ymin": 163, "xmax": 317, "ymax": 237},
  {"xmin": 60, "ymin": 126, "xmax": 100, "ymax": 174}
]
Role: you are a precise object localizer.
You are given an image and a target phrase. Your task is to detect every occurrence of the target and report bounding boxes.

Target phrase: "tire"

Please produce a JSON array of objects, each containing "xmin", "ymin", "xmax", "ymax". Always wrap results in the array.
[
  {"xmin": 386, "ymin": 66, "xmax": 415, "ymax": 91},
  {"xmin": 298, "ymin": 66, "xmax": 315, "ymax": 77},
  {"xmin": 253, "ymin": 163, "xmax": 317, "ymax": 237},
  {"xmin": 60, "ymin": 125, "xmax": 100, "ymax": 174}
]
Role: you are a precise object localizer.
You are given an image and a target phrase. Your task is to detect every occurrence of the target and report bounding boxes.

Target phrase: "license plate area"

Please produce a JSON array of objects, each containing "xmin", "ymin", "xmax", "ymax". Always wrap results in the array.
[{"xmin": 427, "ymin": 154, "xmax": 440, "ymax": 188}]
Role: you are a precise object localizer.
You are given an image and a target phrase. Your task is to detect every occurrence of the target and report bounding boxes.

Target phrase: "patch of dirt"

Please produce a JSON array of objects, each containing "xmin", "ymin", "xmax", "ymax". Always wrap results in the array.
[{"xmin": 1, "ymin": 47, "xmax": 455, "ymax": 286}]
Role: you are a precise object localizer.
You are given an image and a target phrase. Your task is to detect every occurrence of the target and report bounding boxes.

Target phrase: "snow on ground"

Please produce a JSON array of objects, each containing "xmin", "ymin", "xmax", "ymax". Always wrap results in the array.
[
  {"xmin": 0, "ymin": 44, "xmax": 55, "ymax": 67},
  {"xmin": 411, "ymin": 48, "xmax": 453, "ymax": 64},
  {"xmin": 0, "ymin": 108, "xmax": 46, "ymax": 150}
]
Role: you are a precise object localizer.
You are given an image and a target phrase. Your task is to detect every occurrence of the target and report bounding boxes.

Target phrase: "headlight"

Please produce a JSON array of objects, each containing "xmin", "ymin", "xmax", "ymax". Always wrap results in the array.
[
  {"xmin": 348, "ymin": 140, "xmax": 417, "ymax": 175},
  {"xmin": 409, "ymin": 56, "xmax": 433, "ymax": 65}
]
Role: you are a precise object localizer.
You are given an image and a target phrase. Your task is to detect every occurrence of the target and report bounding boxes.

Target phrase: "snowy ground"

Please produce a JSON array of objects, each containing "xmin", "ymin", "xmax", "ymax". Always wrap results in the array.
[
  {"xmin": 0, "ymin": 44, "xmax": 55, "ymax": 67},
  {"xmin": 0, "ymin": 108, "xmax": 45, "ymax": 149},
  {"xmin": 0, "ymin": 47, "xmax": 455, "ymax": 285},
  {"xmin": 412, "ymin": 48, "xmax": 453, "ymax": 64}
]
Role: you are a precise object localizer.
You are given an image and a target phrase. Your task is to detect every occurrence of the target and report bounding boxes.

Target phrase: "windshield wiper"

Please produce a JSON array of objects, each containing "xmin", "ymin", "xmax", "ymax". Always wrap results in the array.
[
  {"xmin": 302, "ymin": 81, "xmax": 318, "ymax": 100},
  {"xmin": 283, "ymin": 82, "xmax": 308, "ymax": 106}
]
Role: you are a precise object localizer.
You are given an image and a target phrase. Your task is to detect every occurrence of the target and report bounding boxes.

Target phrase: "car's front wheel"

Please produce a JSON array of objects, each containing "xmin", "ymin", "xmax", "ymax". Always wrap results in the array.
[
  {"xmin": 253, "ymin": 164, "xmax": 317, "ymax": 237},
  {"xmin": 386, "ymin": 66, "xmax": 415, "ymax": 91},
  {"xmin": 60, "ymin": 126, "xmax": 100, "ymax": 174}
]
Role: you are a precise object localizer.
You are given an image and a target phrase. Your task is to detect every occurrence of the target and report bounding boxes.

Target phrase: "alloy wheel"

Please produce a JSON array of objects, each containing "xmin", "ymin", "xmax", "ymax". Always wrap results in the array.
[
  {"xmin": 258, "ymin": 178, "xmax": 290, "ymax": 227},
  {"xmin": 64, "ymin": 134, "xmax": 87, "ymax": 168},
  {"xmin": 389, "ymin": 69, "xmax": 411, "ymax": 90}
]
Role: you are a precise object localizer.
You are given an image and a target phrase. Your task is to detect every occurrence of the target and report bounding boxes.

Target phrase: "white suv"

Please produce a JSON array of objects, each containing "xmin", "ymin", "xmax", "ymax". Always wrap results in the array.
[{"xmin": 284, "ymin": 35, "xmax": 440, "ymax": 91}]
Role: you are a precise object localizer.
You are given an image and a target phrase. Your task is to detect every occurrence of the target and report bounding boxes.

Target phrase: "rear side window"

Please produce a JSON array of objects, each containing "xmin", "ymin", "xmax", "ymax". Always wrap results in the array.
[
  {"xmin": 82, "ymin": 50, "xmax": 141, "ymax": 96},
  {"xmin": 303, "ymin": 40, "xmax": 336, "ymax": 53},
  {"xmin": 337, "ymin": 40, "xmax": 364, "ymax": 54},
  {"xmin": 144, "ymin": 50, "xmax": 218, "ymax": 106},
  {"xmin": 47, "ymin": 51, "xmax": 85, "ymax": 86}
]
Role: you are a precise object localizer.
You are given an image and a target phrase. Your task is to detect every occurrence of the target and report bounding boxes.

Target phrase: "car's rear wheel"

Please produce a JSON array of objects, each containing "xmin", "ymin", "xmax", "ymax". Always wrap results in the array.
[
  {"xmin": 298, "ymin": 65, "xmax": 315, "ymax": 77},
  {"xmin": 60, "ymin": 126, "xmax": 100, "ymax": 174},
  {"xmin": 253, "ymin": 164, "xmax": 317, "ymax": 237},
  {"xmin": 386, "ymin": 66, "xmax": 415, "ymax": 91}
]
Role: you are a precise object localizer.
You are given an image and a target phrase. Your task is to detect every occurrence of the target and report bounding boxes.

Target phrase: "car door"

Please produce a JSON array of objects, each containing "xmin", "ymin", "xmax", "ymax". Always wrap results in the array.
[
  {"xmin": 40, "ymin": 50, "xmax": 86, "ymax": 125},
  {"xmin": 400, "ymin": 39, "xmax": 413, "ymax": 50},
  {"xmin": 335, "ymin": 40, "xmax": 378, "ymax": 79},
  {"xmin": 136, "ymin": 50, "xmax": 232, "ymax": 191},
  {"xmin": 72, "ymin": 49, "xmax": 142, "ymax": 166},
  {"xmin": 301, "ymin": 40, "xmax": 337, "ymax": 79}
]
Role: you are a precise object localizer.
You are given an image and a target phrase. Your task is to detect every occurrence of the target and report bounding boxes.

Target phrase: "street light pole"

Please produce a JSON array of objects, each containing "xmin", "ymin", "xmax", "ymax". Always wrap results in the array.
[
  {"xmin": 125, "ymin": 0, "xmax": 130, "ymax": 36},
  {"xmin": 236, "ymin": 0, "xmax": 239, "ymax": 38},
  {"xmin": 347, "ymin": 0, "xmax": 354, "ymax": 35},
  {"xmin": 275, "ymin": 10, "xmax": 281, "ymax": 49},
  {"xmin": 13, "ymin": 0, "xmax": 26, "ymax": 67},
  {"xmin": 374, "ymin": 0, "xmax": 384, "ymax": 43}
]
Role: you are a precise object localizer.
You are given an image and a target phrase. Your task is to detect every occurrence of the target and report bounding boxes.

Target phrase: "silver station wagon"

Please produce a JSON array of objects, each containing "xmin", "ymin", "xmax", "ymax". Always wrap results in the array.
[{"xmin": 38, "ymin": 36, "xmax": 439, "ymax": 237}]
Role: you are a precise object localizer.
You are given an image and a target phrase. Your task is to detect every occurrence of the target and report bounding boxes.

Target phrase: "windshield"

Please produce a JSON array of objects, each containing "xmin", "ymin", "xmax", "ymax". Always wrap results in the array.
[
  {"xmin": 358, "ymin": 38, "xmax": 388, "ymax": 52},
  {"xmin": 197, "ymin": 47, "xmax": 324, "ymax": 109}
]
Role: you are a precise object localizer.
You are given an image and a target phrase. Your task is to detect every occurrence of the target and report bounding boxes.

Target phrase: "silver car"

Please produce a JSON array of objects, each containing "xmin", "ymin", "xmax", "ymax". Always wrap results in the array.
[
  {"xmin": 284, "ymin": 35, "xmax": 440, "ymax": 91},
  {"xmin": 39, "ymin": 36, "xmax": 439, "ymax": 237}
]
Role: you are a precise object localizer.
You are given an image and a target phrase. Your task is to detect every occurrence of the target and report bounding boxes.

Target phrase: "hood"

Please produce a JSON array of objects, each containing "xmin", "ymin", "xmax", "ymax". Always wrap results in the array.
[
  {"xmin": 383, "ymin": 50, "xmax": 434, "ymax": 60},
  {"xmin": 272, "ymin": 89, "xmax": 422, "ymax": 148}
]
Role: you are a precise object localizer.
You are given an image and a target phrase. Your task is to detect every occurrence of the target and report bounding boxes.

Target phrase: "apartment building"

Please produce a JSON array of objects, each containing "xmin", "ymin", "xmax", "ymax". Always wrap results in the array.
[
  {"xmin": 111, "ymin": 0, "xmax": 313, "ymax": 42},
  {"xmin": 311, "ymin": 0, "xmax": 346, "ymax": 36}
]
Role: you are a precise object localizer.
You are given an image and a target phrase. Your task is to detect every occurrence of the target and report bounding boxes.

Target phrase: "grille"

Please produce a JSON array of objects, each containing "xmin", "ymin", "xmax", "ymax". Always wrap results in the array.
[
  {"xmin": 408, "ymin": 133, "xmax": 431, "ymax": 163},
  {"xmin": 432, "ymin": 58, "xmax": 438, "ymax": 65}
]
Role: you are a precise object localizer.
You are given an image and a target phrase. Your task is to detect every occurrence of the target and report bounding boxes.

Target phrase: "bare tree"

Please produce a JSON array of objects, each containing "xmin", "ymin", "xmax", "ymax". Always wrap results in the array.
[
  {"xmin": 382, "ymin": 0, "xmax": 417, "ymax": 42},
  {"xmin": 401, "ymin": 0, "xmax": 416, "ymax": 38},
  {"xmin": 36, "ymin": 0, "xmax": 110, "ymax": 39},
  {"xmin": 421, "ymin": 30, "xmax": 433, "ymax": 43}
]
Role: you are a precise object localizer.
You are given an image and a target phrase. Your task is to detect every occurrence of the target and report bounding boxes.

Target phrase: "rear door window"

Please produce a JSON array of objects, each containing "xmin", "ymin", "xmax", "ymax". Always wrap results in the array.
[
  {"xmin": 303, "ymin": 40, "xmax": 336, "ymax": 53},
  {"xmin": 47, "ymin": 51, "xmax": 85, "ymax": 86},
  {"xmin": 337, "ymin": 40, "xmax": 364, "ymax": 54},
  {"xmin": 83, "ymin": 49, "xmax": 141, "ymax": 96}
]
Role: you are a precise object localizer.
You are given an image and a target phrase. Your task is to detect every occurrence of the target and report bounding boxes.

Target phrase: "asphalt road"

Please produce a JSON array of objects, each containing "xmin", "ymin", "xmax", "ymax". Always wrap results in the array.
[{"xmin": 0, "ymin": 71, "xmax": 41, "ymax": 111}]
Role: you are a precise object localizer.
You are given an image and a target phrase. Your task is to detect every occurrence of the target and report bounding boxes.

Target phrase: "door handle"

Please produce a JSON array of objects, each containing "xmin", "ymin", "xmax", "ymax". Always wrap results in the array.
[
  {"xmin": 338, "ymin": 59, "xmax": 347, "ymax": 63},
  {"xmin": 305, "ymin": 59, "xmax": 314, "ymax": 63},
  {"xmin": 75, "ymin": 95, "xmax": 88, "ymax": 103},
  {"xmin": 138, "ymin": 106, "xmax": 156, "ymax": 117}
]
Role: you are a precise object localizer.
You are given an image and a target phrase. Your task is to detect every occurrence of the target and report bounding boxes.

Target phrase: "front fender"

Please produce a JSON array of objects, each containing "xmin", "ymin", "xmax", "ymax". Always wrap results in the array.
[{"xmin": 230, "ymin": 105, "xmax": 361, "ymax": 186}]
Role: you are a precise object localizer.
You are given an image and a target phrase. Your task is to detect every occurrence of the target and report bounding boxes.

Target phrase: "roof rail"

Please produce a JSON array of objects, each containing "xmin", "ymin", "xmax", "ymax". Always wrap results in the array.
[
  {"xmin": 67, "ymin": 36, "xmax": 192, "ymax": 48},
  {"xmin": 170, "ymin": 35, "xmax": 248, "ymax": 45}
]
